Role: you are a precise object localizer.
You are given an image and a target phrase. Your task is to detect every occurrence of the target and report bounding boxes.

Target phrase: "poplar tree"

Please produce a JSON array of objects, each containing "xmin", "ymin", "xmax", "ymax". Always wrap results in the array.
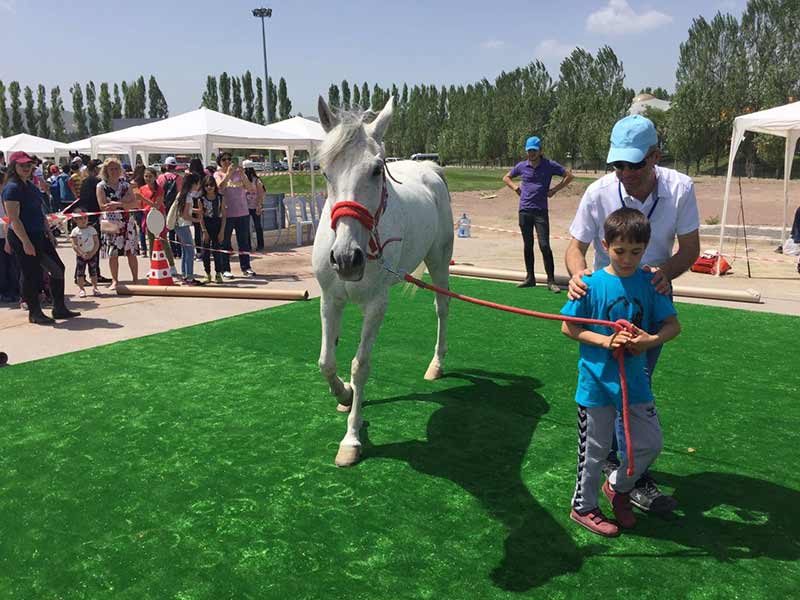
[
  {"xmin": 267, "ymin": 77, "xmax": 277, "ymax": 123},
  {"xmin": 255, "ymin": 77, "xmax": 265, "ymax": 124},
  {"xmin": 9, "ymin": 81, "xmax": 24, "ymax": 133},
  {"xmin": 24, "ymin": 86, "xmax": 37, "ymax": 135},
  {"xmin": 278, "ymin": 77, "xmax": 292, "ymax": 120},
  {"xmin": 50, "ymin": 86, "xmax": 67, "ymax": 141},
  {"xmin": 219, "ymin": 72, "xmax": 231, "ymax": 114},
  {"xmin": 71, "ymin": 82, "xmax": 88, "ymax": 137},
  {"xmin": 201, "ymin": 75, "xmax": 219, "ymax": 111},
  {"xmin": 341, "ymin": 80, "xmax": 351, "ymax": 110},
  {"xmin": 232, "ymin": 76, "xmax": 243, "ymax": 118},
  {"xmin": 36, "ymin": 84, "xmax": 50, "ymax": 138},
  {"xmin": 148, "ymin": 75, "xmax": 169, "ymax": 118},
  {"xmin": 86, "ymin": 81, "xmax": 100, "ymax": 135},
  {"xmin": 361, "ymin": 82, "xmax": 370, "ymax": 111},
  {"xmin": 328, "ymin": 83, "xmax": 341, "ymax": 110},
  {"xmin": 112, "ymin": 83, "xmax": 122, "ymax": 118},
  {"xmin": 242, "ymin": 71, "xmax": 254, "ymax": 121},
  {"xmin": 99, "ymin": 82, "xmax": 113, "ymax": 131},
  {"xmin": 0, "ymin": 81, "xmax": 9, "ymax": 136},
  {"xmin": 352, "ymin": 83, "xmax": 361, "ymax": 110},
  {"xmin": 135, "ymin": 76, "xmax": 147, "ymax": 118}
]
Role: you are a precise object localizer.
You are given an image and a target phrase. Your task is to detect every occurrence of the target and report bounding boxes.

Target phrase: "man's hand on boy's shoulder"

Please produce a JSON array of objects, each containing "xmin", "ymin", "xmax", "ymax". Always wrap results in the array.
[
  {"xmin": 642, "ymin": 264, "xmax": 672, "ymax": 295},
  {"xmin": 567, "ymin": 268, "xmax": 593, "ymax": 300}
]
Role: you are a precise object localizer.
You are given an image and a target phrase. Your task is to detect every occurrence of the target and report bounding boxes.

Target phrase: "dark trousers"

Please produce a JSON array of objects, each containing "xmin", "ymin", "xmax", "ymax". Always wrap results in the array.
[
  {"xmin": 791, "ymin": 206, "xmax": 800, "ymax": 243},
  {"xmin": 518, "ymin": 209, "xmax": 555, "ymax": 281},
  {"xmin": 194, "ymin": 222, "xmax": 203, "ymax": 253},
  {"xmin": 222, "ymin": 214, "xmax": 252, "ymax": 272},
  {"xmin": 8, "ymin": 230, "xmax": 68, "ymax": 314},
  {"xmin": 169, "ymin": 229, "xmax": 181, "ymax": 258},
  {"xmin": 202, "ymin": 218, "xmax": 225, "ymax": 275},
  {"xmin": 0, "ymin": 241, "xmax": 20, "ymax": 299},
  {"xmin": 249, "ymin": 209, "xmax": 264, "ymax": 250}
]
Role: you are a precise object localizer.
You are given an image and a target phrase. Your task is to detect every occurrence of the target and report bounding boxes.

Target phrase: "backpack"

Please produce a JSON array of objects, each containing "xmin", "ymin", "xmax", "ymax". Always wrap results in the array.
[
  {"xmin": 162, "ymin": 174, "xmax": 179, "ymax": 210},
  {"xmin": 49, "ymin": 177, "xmax": 62, "ymax": 207},
  {"xmin": 57, "ymin": 173, "xmax": 74, "ymax": 205}
]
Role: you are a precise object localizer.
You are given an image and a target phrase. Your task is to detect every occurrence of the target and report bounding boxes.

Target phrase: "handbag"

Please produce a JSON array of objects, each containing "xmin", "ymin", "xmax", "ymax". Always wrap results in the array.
[
  {"xmin": 99, "ymin": 217, "xmax": 122, "ymax": 234},
  {"xmin": 691, "ymin": 251, "xmax": 731, "ymax": 275},
  {"xmin": 166, "ymin": 199, "xmax": 179, "ymax": 231}
]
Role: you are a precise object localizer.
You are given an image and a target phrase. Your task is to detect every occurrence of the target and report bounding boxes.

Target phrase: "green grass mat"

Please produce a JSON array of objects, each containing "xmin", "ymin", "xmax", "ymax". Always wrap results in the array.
[{"xmin": 1, "ymin": 278, "xmax": 797, "ymax": 599}]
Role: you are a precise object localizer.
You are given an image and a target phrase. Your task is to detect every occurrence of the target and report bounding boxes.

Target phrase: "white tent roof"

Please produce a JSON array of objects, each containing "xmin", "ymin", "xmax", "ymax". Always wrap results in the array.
[
  {"xmin": 0, "ymin": 133, "xmax": 68, "ymax": 157},
  {"xmin": 719, "ymin": 101, "xmax": 800, "ymax": 264},
  {"xmin": 89, "ymin": 108, "xmax": 310, "ymax": 164},
  {"xmin": 264, "ymin": 116, "xmax": 325, "ymax": 146}
]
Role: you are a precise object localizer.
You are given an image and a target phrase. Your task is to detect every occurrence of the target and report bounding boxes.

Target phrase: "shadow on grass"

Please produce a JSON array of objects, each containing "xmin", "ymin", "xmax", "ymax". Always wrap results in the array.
[
  {"xmin": 626, "ymin": 471, "xmax": 800, "ymax": 561},
  {"xmin": 362, "ymin": 369, "xmax": 586, "ymax": 592}
]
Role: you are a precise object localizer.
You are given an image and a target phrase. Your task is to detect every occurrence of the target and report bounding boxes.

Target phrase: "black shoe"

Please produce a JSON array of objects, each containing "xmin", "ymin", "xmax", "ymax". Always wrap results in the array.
[
  {"xmin": 517, "ymin": 277, "xmax": 536, "ymax": 288},
  {"xmin": 97, "ymin": 276, "xmax": 112, "ymax": 284},
  {"xmin": 52, "ymin": 308, "xmax": 81, "ymax": 319},
  {"xmin": 29, "ymin": 311, "xmax": 55, "ymax": 325},
  {"xmin": 629, "ymin": 476, "xmax": 678, "ymax": 514},
  {"xmin": 602, "ymin": 458, "xmax": 621, "ymax": 479}
]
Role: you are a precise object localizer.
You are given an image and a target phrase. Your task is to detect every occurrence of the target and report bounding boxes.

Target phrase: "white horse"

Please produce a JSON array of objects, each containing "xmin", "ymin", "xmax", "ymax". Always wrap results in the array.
[{"xmin": 313, "ymin": 96, "xmax": 454, "ymax": 467}]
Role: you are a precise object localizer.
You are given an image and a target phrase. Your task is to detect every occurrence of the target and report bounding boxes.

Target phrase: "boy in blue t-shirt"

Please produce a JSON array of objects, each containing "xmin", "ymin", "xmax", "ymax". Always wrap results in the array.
[{"xmin": 560, "ymin": 207, "xmax": 681, "ymax": 537}]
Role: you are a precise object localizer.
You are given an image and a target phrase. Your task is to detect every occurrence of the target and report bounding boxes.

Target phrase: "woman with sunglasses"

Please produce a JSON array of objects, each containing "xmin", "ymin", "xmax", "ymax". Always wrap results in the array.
[
  {"xmin": 214, "ymin": 153, "xmax": 255, "ymax": 278},
  {"xmin": 1, "ymin": 151, "xmax": 80, "ymax": 324},
  {"xmin": 565, "ymin": 114, "xmax": 700, "ymax": 516}
]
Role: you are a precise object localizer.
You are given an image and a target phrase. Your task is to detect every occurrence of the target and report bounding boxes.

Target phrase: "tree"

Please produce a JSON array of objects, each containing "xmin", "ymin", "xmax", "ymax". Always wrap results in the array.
[
  {"xmin": 9, "ymin": 81, "xmax": 23, "ymax": 133},
  {"xmin": 71, "ymin": 82, "xmax": 88, "ymax": 137},
  {"xmin": 50, "ymin": 86, "xmax": 67, "ymax": 141},
  {"xmin": 278, "ymin": 77, "xmax": 292, "ymax": 120},
  {"xmin": 242, "ymin": 71, "xmax": 254, "ymax": 121},
  {"xmin": 255, "ymin": 77, "xmax": 265, "ymax": 124},
  {"xmin": 135, "ymin": 76, "xmax": 147, "ymax": 118},
  {"xmin": 231, "ymin": 76, "xmax": 243, "ymax": 118},
  {"xmin": 371, "ymin": 83, "xmax": 384, "ymax": 111},
  {"xmin": 201, "ymin": 75, "xmax": 219, "ymax": 111},
  {"xmin": 352, "ymin": 83, "xmax": 361, "ymax": 110},
  {"xmin": 36, "ymin": 85, "xmax": 50, "ymax": 138},
  {"xmin": 219, "ymin": 72, "xmax": 231, "ymax": 114},
  {"xmin": 112, "ymin": 83, "xmax": 122, "ymax": 118},
  {"xmin": 267, "ymin": 77, "xmax": 277, "ymax": 123},
  {"xmin": 148, "ymin": 75, "xmax": 168, "ymax": 118},
  {"xmin": 328, "ymin": 83, "xmax": 341, "ymax": 110},
  {"xmin": 24, "ymin": 86, "xmax": 36, "ymax": 135},
  {"xmin": 85, "ymin": 81, "xmax": 100, "ymax": 134},
  {"xmin": 0, "ymin": 81, "xmax": 9, "ymax": 136},
  {"xmin": 122, "ymin": 81, "xmax": 132, "ymax": 118},
  {"xmin": 361, "ymin": 82, "xmax": 370, "ymax": 111},
  {"xmin": 639, "ymin": 86, "xmax": 672, "ymax": 100},
  {"xmin": 99, "ymin": 82, "xmax": 113, "ymax": 132},
  {"xmin": 341, "ymin": 79, "xmax": 351, "ymax": 110}
]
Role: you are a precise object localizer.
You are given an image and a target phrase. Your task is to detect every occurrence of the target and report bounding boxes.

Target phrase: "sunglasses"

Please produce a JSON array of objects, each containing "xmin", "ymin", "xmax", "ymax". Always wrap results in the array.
[
  {"xmin": 220, "ymin": 157, "xmax": 232, "ymax": 162},
  {"xmin": 610, "ymin": 152, "xmax": 654, "ymax": 171}
]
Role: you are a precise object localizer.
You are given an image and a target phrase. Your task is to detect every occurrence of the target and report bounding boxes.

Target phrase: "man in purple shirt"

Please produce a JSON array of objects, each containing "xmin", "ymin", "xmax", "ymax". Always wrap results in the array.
[{"xmin": 502, "ymin": 136, "xmax": 573, "ymax": 291}]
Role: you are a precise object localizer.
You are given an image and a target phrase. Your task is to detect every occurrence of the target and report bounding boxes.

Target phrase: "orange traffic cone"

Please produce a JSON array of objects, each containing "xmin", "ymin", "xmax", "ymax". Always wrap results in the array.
[{"xmin": 148, "ymin": 237, "xmax": 174, "ymax": 286}]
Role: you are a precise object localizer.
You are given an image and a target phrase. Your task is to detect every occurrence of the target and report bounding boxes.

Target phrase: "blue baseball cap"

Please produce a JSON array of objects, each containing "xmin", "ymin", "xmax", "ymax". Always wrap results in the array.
[
  {"xmin": 524, "ymin": 136, "xmax": 541, "ymax": 151},
  {"xmin": 607, "ymin": 115, "xmax": 658, "ymax": 163}
]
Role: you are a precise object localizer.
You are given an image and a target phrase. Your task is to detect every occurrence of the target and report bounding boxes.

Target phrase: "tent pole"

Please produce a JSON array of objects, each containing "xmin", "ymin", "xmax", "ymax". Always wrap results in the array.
[
  {"xmin": 718, "ymin": 125, "xmax": 744, "ymax": 275},
  {"xmin": 288, "ymin": 147, "xmax": 295, "ymax": 197},
  {"xmin": 781, "ymin": 134, "xmax": 798, "ymax": 245},
  {"xmin": 310, "ymin": 142, "xmax": 315, "ymax": 204}
]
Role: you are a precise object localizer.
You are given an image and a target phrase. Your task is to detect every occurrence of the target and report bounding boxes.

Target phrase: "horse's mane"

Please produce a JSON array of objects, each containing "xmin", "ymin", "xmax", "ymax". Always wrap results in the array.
[{"xmin": 317, "ymin": 110, "xmax": 378, "ymax": 169}]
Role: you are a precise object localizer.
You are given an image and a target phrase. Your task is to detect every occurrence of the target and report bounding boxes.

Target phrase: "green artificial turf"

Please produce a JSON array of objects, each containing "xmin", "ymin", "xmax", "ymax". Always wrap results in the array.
[{"xmin": 1, "ymin": 278, "xmax": 798, "ymax": 599}]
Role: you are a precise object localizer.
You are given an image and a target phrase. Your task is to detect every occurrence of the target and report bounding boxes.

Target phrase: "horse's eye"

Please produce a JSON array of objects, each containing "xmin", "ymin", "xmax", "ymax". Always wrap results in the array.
[{"xmin": 372, "ymin": 164, "xmax": 382, "ymax": 177}]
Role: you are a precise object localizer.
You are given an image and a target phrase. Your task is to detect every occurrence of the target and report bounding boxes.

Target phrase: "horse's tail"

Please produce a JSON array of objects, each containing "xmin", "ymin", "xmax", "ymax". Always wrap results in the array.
[{"xmin": 402, "ymin": 261, "xmax": 427, "ymax": 297}]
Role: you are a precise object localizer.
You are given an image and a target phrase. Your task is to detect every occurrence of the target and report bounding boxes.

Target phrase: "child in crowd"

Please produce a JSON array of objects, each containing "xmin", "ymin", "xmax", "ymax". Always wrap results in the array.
[
  {"xmin": 70, "ymin": 210, "xmax": 101, "ymax": 297},
  {"xmin": 199, "ymin": 175, "xmax": 227, "ymax": 284},
  {"xmin": 560, "ymin": 207, "xmax": 681, "ymax": 537},
  {"xmin": 173, "ymin": 172, "xmax": 203, "ymax": 285}
]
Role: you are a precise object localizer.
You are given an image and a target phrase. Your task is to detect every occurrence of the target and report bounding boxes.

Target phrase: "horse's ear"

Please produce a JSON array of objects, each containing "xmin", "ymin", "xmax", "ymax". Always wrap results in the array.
[
  {"xmin": 318, "ymin": 96, "xmax": 339, "ymax": 133},
  {"xmin": 366, "ymin": 96, "xmax": 394, "ymax": 143}
]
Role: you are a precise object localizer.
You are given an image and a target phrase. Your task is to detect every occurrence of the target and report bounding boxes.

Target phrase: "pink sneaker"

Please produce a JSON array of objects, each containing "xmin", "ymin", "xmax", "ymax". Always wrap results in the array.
[
  {"xmin": 603, "ymin": 480, "xmax": 637, "ymax": 529},
  {"xmin": 569, "ymin": 508, "xmax": 620, "ymax": 537}
]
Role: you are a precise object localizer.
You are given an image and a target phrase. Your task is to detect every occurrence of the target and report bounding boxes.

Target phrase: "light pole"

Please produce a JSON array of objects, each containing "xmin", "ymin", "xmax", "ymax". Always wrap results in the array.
[{"xmin": 252, "ymin": 7, "xmax": 273, "ymax": 165}]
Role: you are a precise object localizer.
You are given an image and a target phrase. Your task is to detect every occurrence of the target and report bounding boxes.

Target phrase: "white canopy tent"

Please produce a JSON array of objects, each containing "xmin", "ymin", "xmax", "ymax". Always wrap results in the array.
[
  {"xmin": 0, "ymin": 133, "xmax": 68, "ymax": 158},
  {"xmin": 719, "ymin": 101, "xmax": 800, "ymax": 264},
  {"xmin": 261, "ymin": 116, "xmax": 326, "ymax": 198},
  {"xmin": 89, "ymin": 108, "xmax": 308, "ymax": 167}
]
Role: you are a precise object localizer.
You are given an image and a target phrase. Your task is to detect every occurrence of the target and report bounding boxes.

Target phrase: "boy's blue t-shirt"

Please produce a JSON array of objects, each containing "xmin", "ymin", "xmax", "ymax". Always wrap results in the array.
[{"xmin": 560, "ymin": 268, "xmax": 677, "ymax": 409}]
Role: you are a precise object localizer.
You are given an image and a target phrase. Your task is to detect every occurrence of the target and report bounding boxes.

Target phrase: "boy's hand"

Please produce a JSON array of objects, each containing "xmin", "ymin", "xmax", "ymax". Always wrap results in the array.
[
  {"xmin": 606, "ymin": 330, "xmax": 633, "ymax": 350},
  {"xmin": 625, "ymin": 326, "xmax": 658, "ymax": 355}
]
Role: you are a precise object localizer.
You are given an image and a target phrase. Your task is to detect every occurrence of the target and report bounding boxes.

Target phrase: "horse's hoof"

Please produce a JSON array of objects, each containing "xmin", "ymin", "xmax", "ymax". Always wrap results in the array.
[
  {"xmin": 336, "ymin": 403, "xmax": 352, "ymax": 413},
  {"xmin": 424, "ymin": 364, "xmax": 444, "ymax": 380},
  {"xmin": 335, "ymin": 445, "xmax": 361, "ymax": 467}
]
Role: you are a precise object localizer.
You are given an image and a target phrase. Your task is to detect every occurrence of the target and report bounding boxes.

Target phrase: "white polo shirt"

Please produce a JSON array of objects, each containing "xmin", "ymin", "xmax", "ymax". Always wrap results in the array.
[{"xmin": 569, "ymin": 166, "xmax": 699, "ymax": 271}]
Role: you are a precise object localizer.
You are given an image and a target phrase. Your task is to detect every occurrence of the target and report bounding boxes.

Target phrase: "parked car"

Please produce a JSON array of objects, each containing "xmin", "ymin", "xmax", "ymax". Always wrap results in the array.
[
  {"xmin": 272, "ymin": 161, "xmax": 288, "ymax": 172},
  {"xmin": 410, "ymin": 153, "xmax": 440, "ymax": 163},
  {"xmin": 384, "ymin": 157, "xmax": 402, "ymax": 163},
  {"xmin": 300, "ymin": 159, "xmax": 320, "ymax": 171}
]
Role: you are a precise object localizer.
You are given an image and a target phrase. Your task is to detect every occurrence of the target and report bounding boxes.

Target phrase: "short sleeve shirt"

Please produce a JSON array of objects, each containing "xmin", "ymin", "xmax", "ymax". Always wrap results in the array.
[
  {"xmin": 508, "ymin": 157, "xmax": 566, "ymax": 212},
  {"xmin": 215, "ymin": 171, "xmax": 248, "ymax": 218},
  {"xmin": 70, "ymin": 225, "xmax": 98, "ymax": 253},
  {"xmin": 560, "ymin": 268, "xmax": 677, "ymax": 409},
  {"xmin": 569, "ymin": 166, "xmax": 700, "ymax": 271},
  {"xmin": 2, "ymin": 180, "xmax": 46, "ymax": 233}
]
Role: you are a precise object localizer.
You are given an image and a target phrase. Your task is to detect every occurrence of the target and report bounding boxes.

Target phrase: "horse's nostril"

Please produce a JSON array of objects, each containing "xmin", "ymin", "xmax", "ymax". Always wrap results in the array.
[
  {"xmin": 329, "ymin": 250, "xmax": 336, "ymax": 265},
  {"xmin": 352, "ymin": 248, "xmax": 364, "ymax": 268}
]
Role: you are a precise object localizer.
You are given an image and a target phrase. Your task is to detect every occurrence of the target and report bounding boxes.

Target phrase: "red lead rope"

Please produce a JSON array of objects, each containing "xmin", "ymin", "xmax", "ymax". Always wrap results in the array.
[{"xmin": 402, "ymin": 272, "xmax": 637, "ymax": 477}]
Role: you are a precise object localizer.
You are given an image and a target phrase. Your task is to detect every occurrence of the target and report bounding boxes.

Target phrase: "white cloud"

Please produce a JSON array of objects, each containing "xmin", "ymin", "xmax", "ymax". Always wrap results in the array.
[
  {"xmin": 534, "ymin": 39, "xmax": 578, "ymax": 60},
  {"xmin": 480, "ymin": 39, "xmax": 505, "ymax": 50},
  {"xmin": 586, "ymin": 0, "xmax": 673, "ymax": 35}
]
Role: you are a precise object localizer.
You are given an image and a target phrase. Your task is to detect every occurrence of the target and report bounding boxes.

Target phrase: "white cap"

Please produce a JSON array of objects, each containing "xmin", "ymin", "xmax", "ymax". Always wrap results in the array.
[
  {"xmin": 164, "ymin": 156, "xmax": 177, "ymax": 166},
  {"xmin": 242, "ymin": 160, "xmax": 255, "ymax": 168},
  {"xmin": 70, "ymin": 156, "xmax": 82, "ymax": 164}
]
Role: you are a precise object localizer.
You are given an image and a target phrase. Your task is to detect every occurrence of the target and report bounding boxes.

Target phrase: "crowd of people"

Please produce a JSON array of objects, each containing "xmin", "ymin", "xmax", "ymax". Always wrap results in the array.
[{"xmin": 0, "ymin": 149, "xmax": 269, "ymax": 321}]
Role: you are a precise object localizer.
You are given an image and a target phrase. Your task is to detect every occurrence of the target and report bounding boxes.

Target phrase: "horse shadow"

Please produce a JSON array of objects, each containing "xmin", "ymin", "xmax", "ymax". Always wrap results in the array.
[
  {"xmin": 627, "ymin": 470, "xmax": 800, "ymax": 562},
  {"xmin": 361, "ymin": 369, "xmax": 587, "ymax": 592}
]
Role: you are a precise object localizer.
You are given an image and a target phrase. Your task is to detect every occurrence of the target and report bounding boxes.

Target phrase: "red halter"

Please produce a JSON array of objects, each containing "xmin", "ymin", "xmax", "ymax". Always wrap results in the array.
[{"xmin": 329, "ymin": 173, "xmax": 402, "ymax": 260}]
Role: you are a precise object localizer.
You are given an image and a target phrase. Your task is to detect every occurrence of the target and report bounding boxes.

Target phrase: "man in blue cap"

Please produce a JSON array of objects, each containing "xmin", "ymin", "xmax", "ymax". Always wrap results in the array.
[
  {"xmin": 503, "ymin": 135, "xmax": 573, "ymax": 291},
  {"xmin": 564, "ymin": 114, "xmax": 700, "ymax": 514}
]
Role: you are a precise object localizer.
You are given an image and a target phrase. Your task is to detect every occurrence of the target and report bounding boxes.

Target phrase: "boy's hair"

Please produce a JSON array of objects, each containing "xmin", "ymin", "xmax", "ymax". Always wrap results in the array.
[{"xmin": 603, "ymin": 207, "xmax": 651, "ymax": 245}]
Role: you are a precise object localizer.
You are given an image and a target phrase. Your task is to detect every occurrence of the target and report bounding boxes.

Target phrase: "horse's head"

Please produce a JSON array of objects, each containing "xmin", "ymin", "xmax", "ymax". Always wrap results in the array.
[{"xmin": 317, "ymin": 95, "xmax": 394, "ymax": 281}]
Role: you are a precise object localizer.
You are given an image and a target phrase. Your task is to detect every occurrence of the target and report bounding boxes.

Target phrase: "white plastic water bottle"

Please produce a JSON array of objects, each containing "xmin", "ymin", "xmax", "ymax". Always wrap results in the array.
[{"xmin": 457, "ymin": 212, "xmax": 471, "ymax": 238}]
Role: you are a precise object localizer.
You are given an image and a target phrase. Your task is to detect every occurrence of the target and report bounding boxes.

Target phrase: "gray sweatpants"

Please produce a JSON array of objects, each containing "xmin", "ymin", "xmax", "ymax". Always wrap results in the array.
[{"xmin": 572, "ymin": 402, "xmax": 663, "ymax": 513}]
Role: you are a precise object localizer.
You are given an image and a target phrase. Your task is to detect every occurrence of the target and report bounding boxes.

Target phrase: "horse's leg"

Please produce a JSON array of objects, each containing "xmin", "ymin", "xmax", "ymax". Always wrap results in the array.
[
  {"xmin": 335, "ymin": 294, "xmax": 388, "ymax": 467},
  {"xmin": 318, "ymin": 292, "xmax": 354, "ymax": 412},
  {"xmin": 423, "ymin": 255, "xmax": 451, "ymax": 381}
]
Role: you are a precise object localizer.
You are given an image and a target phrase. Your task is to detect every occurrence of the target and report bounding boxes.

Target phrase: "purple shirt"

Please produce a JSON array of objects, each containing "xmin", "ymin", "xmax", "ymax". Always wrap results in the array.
[{"xmin": 509, "ymin": 157, "xmax": 566, "ymax": 212}]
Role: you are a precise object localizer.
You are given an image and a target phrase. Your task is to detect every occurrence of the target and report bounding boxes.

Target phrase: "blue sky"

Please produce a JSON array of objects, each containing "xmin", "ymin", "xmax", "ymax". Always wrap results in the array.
[{"xmin": 3, "ymin": 0, "xmax": 748, "ymax": 119}]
